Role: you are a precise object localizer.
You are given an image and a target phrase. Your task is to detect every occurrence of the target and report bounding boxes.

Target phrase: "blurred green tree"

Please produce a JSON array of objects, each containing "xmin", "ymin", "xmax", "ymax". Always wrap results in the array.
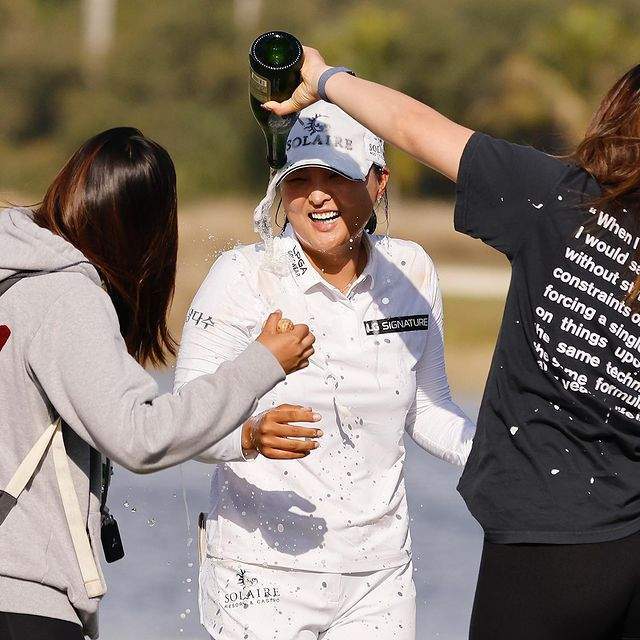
[{"xmin": 0, "ymin": 0, "xmax": 637, "ymax": 199}]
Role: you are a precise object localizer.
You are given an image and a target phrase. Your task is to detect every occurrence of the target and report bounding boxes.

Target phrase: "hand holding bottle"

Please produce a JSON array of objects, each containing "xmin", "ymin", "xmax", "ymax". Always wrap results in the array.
[
  {"xmin": 262, "ymin": 46, "xmax": 330, "ymax": 117},
  {"xmin": 257, "ymin": 310, "xmax": 315, "ymax": 374}
]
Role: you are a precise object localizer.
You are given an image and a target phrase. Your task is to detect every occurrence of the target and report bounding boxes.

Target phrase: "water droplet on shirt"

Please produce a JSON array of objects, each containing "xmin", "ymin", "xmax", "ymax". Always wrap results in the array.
[
  {"xmin": 557, "ymin": 195, "xmax": 563, "ymax": 201},
  {"xmin": 382, "ymin": 297, "xmax": 390, "ymax": 305},
  {"xmin": 510, "ymin": 426, "xmax": 518, "ymax": 435},
  {"xmin": 590, "ymin": 477, "xmax": 595, "ymax": 484},
  {"xmin": 147, "ymin": 518, "xmax": 157, "ymax": 527},
  {"xmin": 277, "ymin": 523, "xmax": 285, "ymax": 533},
  {"xmin": 553, "ymin": 405, "xmax": 560, "ymax": 411},
  {"xmin": 551, "ymin": 469, "xmax": 560, "ymax": 475}
]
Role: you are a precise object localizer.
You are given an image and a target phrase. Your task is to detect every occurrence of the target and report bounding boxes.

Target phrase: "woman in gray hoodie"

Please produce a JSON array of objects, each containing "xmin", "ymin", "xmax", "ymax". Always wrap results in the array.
[{"xmin": 0, "ymin": 127, "xmax": 318, "ymax": 640}]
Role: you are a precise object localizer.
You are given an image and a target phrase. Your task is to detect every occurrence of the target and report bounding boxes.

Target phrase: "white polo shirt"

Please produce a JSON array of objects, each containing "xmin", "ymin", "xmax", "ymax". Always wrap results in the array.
[{"xmin": 175, "ymin": 226, "xmax": 474, "ymax": 573}]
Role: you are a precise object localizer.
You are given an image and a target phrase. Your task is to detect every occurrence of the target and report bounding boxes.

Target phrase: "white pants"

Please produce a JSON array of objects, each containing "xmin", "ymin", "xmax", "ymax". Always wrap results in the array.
[{"xmin": 199, "ymin": 557, "xmax": 416, "ymax": 640}]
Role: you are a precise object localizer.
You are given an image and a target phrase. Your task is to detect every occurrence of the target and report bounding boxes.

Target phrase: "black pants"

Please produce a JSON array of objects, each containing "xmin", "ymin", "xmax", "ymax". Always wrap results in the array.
[
  {"xmin": 470, "ymin": 529, "xmax": 640, "ymax": 640},
  {"xmin": 0, "ymin": 612, "xmax": 84, "ymax": 639}
]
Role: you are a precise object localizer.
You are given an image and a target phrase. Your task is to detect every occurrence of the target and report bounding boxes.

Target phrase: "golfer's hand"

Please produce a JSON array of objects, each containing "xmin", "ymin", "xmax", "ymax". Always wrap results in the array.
[
  {"xmin": 257, "ymin": 310, "xmax": 315, "ymax": 374},
  {"xmin": 242, "ymin": 404, "xmax": 323, "ymax": 459},
  {"xmin": 262, "ymin": 46, "xmax": 330, "ymax": 116}
]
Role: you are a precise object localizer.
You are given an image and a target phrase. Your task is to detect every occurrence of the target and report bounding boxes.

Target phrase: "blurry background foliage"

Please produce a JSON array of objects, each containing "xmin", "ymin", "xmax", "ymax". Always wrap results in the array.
[{"xmin": 1, "ymin": 0, "xmax": 639, "ymax": 201}]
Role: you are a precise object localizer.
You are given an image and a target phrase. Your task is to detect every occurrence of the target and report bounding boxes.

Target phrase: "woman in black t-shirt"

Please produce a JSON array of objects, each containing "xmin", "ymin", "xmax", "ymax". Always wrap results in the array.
[{"xmin": 264, "ymin": 55, "xmax": 640, "ymax": 640}]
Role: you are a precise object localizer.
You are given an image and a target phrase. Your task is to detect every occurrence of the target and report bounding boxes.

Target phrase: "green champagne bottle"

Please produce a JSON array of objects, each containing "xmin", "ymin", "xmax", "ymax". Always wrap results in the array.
[{"xmin": 249, "ymin": 31, "xmax": 303, "ymax": 169}]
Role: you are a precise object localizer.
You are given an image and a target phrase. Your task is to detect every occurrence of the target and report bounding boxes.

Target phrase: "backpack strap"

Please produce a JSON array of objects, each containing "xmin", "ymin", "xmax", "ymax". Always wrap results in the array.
[
  {"xmin": 51, "ymin": 420, "xmax": 105, "ymax": 597},
  {"xmin": 0, "ymin": 418, "xmax": 105, "ymax": 597},
  {"xmin": 0, "ymin": 421, "xmax": 58, "ymax": 525},
  {"xmin": 0, "ymin": 271, "xmax": 41, "ymax": 298}
]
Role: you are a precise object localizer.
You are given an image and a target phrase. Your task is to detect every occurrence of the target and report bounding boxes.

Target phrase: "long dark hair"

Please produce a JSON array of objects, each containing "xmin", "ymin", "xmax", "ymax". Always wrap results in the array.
[
  {"xmin": 570, "ymin": 64, "xmax": 640, "ymax": 307},
  {"xmin": 32, "ymin": 127, "xmax": 178, "ymax": 367},
  {"xmin": 571, "ymin": 64, "xmax": 640, "ymax": 209}
]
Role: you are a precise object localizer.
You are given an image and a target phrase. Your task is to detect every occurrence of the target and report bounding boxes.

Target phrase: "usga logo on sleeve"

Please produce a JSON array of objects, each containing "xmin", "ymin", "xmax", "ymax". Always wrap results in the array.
[{"xmin": 364, "ymin": 314, "xmax": 429, "ymax": 335}]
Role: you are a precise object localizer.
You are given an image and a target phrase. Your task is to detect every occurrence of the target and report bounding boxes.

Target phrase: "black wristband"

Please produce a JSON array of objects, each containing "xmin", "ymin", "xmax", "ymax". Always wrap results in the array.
[{"xmin": 317, "ymin": 67, "xmax": 356, "ymax": 103}]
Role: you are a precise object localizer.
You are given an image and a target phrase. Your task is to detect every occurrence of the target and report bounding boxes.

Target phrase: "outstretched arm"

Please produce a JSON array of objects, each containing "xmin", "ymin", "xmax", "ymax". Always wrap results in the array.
[
  {"xmin": 263, "ymin": 47, "xmax": 474, "ymax": 182},
  {"xmin": 28, "ymin": 278, "xmax": 286, "ymax": 474}
]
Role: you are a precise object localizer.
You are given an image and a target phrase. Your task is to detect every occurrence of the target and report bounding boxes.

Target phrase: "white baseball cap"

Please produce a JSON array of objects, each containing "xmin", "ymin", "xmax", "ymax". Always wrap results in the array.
[{"xmin": 273, "ymin": 100, "xmax": 386, "ymax": 186}]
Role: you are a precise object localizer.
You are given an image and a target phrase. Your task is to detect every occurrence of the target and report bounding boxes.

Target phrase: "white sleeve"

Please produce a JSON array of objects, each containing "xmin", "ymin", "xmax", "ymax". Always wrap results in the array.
[
  {"xmin": 174, "ymin": 250, "xmax": 265, "ymax": 463},
  {"xmin": 404, "ymin": 254, "xmax": 475, "ymax": 466}
]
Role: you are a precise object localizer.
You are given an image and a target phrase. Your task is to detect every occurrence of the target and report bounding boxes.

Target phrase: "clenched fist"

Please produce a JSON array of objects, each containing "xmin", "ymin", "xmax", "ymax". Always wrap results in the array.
[{"xmin": 257, "ymin": 310, "xmax": 315, "ymax": 374}]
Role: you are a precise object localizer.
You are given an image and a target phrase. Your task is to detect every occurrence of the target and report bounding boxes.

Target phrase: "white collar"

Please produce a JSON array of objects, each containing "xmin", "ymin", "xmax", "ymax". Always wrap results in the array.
[{"xmin": 280, "ymin": 225, "xmax": 377, "ymax": 294}]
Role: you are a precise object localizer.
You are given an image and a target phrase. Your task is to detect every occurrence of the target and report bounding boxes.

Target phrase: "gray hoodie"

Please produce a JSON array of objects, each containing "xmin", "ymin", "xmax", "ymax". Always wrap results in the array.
[{"xmin": 0, "ymin": 208, "xmax": 285, "ymax": 637}]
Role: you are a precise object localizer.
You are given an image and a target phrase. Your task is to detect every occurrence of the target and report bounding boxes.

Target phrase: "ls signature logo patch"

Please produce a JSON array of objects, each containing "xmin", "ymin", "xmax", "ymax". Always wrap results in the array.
[
  {"xmin": 364, "ymin": 315, "xmax": 429, "ymax": 335},
  {"xmin": 0, "ymin": 325, "xmax": 10, "ymax": 351}
]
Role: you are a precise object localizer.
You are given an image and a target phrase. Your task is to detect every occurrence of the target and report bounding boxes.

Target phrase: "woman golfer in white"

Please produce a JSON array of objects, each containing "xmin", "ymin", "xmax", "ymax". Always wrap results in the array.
[{"xmin": 175, "ymin": 103, "xmax": 474, "ymax": 640}]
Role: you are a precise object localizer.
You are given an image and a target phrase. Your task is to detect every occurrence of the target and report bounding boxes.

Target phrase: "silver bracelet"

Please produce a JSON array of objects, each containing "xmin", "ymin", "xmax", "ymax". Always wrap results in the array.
[{"xmin": 317, "ymin": 67, "xmax": 356, "ymax": 103}]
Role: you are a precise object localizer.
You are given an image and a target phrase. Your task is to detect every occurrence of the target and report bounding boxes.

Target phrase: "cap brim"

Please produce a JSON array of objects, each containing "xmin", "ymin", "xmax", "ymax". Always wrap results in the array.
[{"xmin": 274, "ymin": 159, "xmax": 370, "ymax": 187}]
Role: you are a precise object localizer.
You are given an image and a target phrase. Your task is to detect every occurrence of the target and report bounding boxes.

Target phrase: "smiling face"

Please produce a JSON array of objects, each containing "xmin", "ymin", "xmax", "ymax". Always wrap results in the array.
[{"xmin": 280, "ymin": 166, "xmax": 388, "ymax": 255}]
